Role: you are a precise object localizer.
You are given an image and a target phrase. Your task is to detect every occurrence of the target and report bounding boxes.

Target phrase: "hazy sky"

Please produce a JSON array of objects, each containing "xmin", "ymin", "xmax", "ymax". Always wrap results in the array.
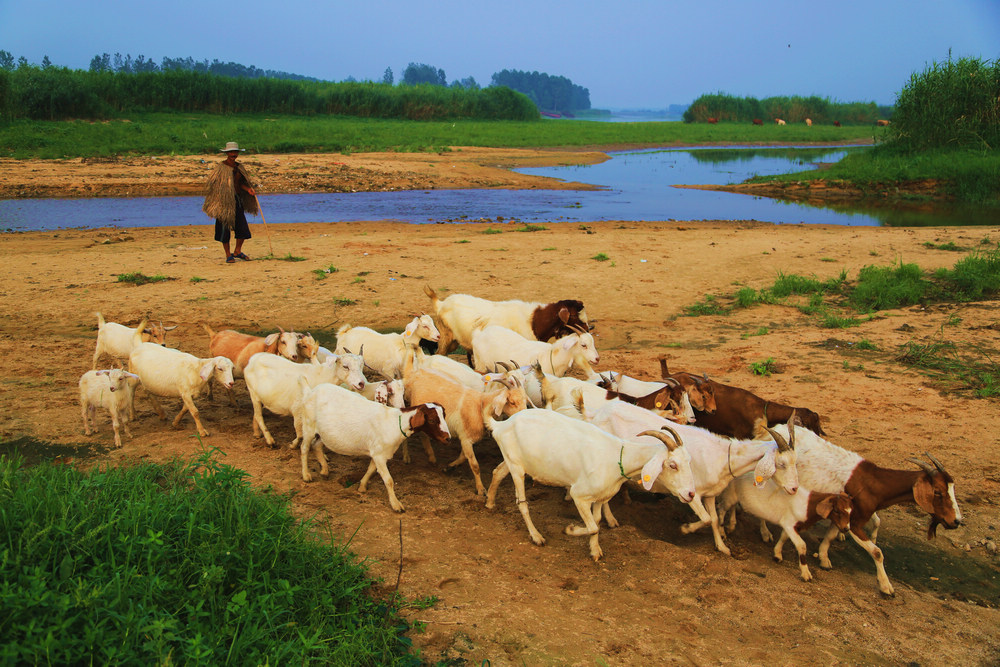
[{"xmin": 1, "ymin": 0, "xmax": 997, "ymax": 108}]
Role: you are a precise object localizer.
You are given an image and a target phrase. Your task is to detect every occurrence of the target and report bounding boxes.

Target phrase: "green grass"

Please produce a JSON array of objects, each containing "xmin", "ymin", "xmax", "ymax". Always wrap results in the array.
[
  {"xmin": 189, "ymin": 276, "xmax": 206, "ymax": 283},
  {"xmin": 849, "ymin": 261, "xmax": 930, "ymax": 311},
  {"xmin": 683, "ymin": 294, "xmax": 729, "ymax": 317},
  {"xmin": 333, "ymin": 297, "xmax": 357, "ymax": 306},
  {"xmin": 0, "ymin": 448, "xmax": 420, "ymax": 664},
  {"xmin": 923, "ymin": 241, "xmax": 964, "ymax": 251},
  {"xmin": 116, "ymin": 271, "xmax": 171, "ymax": 285},
  {"xmin": 592, "ymin": 252, "xmax": 610, "ymax": 261},
  {"xmin": 855, "ymin": 339, "xmax": 878, "ymax": 351},
  {"xmin": 516, "ymin": 223, "xmax": 547, "ymax": 232},
  {"xmin": 741, "ymin": 326, "xmax": 769, "ymax": 339},
  {"xmin": 0, "ymin": 112, "xmax": 874, "ymax": 159},
  {"xmin": 313, "ymin": 264, "xmax": 338, "ymax": 280},
  {"xmin": 896, "ymin": 338, "xmax": 1000, "ymax": 398},
  {"xmin": 478, "ymin": 227, "xmax": 503, "ymax": 235},
  {"xmin": 276, "ymin": 252, "xmax": 306, "ymax": 262},
  {"xmin": 749, "ymin": 358, "xmax": 778, "ymax": 376}
]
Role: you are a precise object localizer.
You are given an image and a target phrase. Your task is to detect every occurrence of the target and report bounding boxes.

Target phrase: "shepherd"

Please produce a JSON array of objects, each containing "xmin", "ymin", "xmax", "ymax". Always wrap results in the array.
[{"xmin": 202, "ymin": 141, "xmax": 259, "ymax": 263}]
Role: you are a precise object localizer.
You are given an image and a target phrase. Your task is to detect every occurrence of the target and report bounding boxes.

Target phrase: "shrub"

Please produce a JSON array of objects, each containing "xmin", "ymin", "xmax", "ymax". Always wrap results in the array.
[
  {"xmin": 749, "ymin": 357, "xmax": 778, "ymax": 376},
  {"xmin": 937, "ymin": 246, "xmax": 1000, "ymax": 301}
]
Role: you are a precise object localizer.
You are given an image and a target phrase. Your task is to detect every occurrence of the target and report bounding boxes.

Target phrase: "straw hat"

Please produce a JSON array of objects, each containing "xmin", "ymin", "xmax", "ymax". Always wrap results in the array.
[{"xmin": 220, "ymin": 141, "xmax": 245, "ymax": 152}]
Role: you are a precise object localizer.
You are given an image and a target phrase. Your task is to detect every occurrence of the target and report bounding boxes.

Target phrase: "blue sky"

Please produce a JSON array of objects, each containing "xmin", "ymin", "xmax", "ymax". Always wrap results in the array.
[{"xmin": 1, "ymin": 0, "xmax": 997, "ymax": 108}]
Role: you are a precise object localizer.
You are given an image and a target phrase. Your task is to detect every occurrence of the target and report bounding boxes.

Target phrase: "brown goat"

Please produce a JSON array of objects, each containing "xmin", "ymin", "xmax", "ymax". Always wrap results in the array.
[{"xmin": 659, "ymin": 360, "xmax": 825, "ymax": 439}]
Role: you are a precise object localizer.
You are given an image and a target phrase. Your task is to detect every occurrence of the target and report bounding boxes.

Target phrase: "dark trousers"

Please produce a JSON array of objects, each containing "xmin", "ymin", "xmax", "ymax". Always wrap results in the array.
[{"xmin": 214, "ymin": 200, "xmax": 251, "ymax": 243}]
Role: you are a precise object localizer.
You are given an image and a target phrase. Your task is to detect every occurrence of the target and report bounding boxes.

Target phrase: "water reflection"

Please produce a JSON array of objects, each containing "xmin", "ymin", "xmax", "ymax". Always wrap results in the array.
[{"xmin": 0, "ymin": 147, "xmax": 991, "ymax": 231}]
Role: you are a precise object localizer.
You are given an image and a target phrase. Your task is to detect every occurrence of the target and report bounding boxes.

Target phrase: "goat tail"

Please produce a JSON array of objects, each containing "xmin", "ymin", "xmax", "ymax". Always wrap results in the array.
[
  {"xmin": 95, "ymin": 311, "xmax": 106, "ymax": 327},
  {"xmin": 335, "ymin": 323, "xmax": 352, "ymax": 337},
  {"xmin": 199, "ymin": 320, "xmax": 216, "ymax": 338}
]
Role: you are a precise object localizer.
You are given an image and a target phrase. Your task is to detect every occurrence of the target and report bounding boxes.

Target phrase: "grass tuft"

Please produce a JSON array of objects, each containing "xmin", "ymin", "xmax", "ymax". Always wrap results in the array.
[{"xmin": 116, "ymin": 272, "xmax": 171, "ymax": 285}]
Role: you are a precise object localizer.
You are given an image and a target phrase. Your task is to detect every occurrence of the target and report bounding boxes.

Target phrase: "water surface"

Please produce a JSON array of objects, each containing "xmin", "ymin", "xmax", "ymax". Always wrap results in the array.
[{"xmin": 0, "ymin": 147, "xmax": 989, "ymax": 231}]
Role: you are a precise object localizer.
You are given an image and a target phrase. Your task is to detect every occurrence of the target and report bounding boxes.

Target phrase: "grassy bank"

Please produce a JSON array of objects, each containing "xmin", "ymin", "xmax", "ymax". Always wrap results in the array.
[
  {"xmin": 0, "ymin": 112, "xmax": 874, "ymax": 159},
  {"xmin": 0, "ymin": 448, "xmax": 423, "ymax": 665},
  {"xmin": 749, "ymin": 146, "xmax": 1000, "ymax": 205}
]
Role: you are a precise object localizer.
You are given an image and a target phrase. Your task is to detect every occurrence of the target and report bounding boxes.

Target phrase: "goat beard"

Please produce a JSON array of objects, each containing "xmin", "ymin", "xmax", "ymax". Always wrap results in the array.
[{"xmin": 926, "ymin": 517, "xmax": 940, "ymax": 540}]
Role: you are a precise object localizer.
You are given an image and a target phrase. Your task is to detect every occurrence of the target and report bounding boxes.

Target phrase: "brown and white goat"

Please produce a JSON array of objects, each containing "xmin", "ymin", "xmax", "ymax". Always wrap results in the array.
[
  {"xmin": 424, "ymin": 284, "xmax": 589, "ymax": 358},
  {"xmin": 770, "ymin": 424, "xmax": 962, "ymax": 596},
  {"xmin": 660, "ymin": 360, "xmax": 824, "ymax": 439}
]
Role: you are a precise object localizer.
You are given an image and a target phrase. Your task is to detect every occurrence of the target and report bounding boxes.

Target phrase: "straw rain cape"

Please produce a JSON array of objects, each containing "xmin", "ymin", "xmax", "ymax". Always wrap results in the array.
[{"xmin": 202, "ymin": 161, "xmax": 259, "ymax": 230}]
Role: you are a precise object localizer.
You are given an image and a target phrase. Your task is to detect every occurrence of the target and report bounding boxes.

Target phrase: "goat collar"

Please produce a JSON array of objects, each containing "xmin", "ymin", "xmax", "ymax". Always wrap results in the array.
[
  {"xmin": 398, "ymin": 415, "xmax": 408, "ymax": 438},
  {"xmin": 728, "ymin": 440, "xmax": 735, "ymax": 479}
]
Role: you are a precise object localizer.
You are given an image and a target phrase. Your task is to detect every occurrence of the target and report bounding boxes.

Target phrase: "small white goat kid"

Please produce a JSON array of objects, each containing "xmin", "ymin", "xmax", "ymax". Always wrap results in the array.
[{"xmin": 79, "ymin": 368, "xmax": 140, "ymax": 448}]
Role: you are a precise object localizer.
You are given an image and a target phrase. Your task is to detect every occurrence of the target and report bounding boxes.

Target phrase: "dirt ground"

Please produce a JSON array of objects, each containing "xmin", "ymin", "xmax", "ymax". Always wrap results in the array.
[{"xmin": 1, "ymin": 148, "xmax": 999, "ymax": 665}]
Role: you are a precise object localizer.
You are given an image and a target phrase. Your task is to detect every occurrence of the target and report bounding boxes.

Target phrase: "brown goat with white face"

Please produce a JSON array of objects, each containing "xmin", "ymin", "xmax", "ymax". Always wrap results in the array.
[{"xmin": 771, "ymin": 424, "xmax": 962, "ymax": 596}]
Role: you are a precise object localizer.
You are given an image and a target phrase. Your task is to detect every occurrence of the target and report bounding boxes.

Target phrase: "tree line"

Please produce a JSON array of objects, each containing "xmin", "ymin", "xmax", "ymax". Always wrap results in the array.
[
  {"xmin": 0, "ymin": 52, "xmax": 538, "ymax": 122},
  {"xmin": 491, "ymin": 69, "xmax": 590, "ymax": 113},
  {"xmin": 683, "ymin": 93, "xmax": 891, "ymax": 125}
]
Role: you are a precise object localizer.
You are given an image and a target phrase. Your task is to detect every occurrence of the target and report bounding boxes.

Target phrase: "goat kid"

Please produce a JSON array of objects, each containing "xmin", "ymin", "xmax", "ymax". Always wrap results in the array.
[{"xmin": 79, "ymin": 368, "xmax": 141, "ymax": 448}]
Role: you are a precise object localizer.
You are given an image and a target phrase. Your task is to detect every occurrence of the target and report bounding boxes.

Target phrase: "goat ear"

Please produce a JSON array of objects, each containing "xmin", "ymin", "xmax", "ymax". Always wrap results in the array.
[
  {"xmin": 264, "ymin": 333, "xmax": 279, "ymax": 345},
  {"xmin": 199, "ymin": 360, "xmax": 215, "ymax": 381},
  {"xmin": 640, "ymin": 451, "xmax": 667, "ymax": 491},
  {"xmin": 753, "ymin": 450, "xmax": 777, "ymax": 487},
  {"xmin": 404, "ymin": 321, "xmax": 417, "ymax": 337},
  {"xmin": 558, "ymin": 306, "xmax": 570, "ymax": 324},
  {"xmin": 912, "ymin": 477, "xmax": 936, "ymax": 514},
  {"xmin": 816, "ymin": 495, "xmax": 835, "ymax": 519},
  {"xmin": 490, "ymin": 392, "xmax": 507, "ymax": 418}
]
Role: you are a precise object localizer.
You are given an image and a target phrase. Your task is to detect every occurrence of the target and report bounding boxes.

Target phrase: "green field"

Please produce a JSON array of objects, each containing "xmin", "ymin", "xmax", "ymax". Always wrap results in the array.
[{"xmin": 0, "ymin": 112, "xmax": 876, "ymax": 159}]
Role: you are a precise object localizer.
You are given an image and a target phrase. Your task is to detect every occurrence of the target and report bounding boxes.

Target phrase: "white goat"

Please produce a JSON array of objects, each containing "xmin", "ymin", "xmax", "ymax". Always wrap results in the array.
[
  {"xmin": 362, "ymin": 379, "xmax": 406, "ymax": 408},
  {"xmin": 484, "ymin": 409, "xmax": 697, "ymax": 561},
  {"xmin": 719, "ymin": 473, "xmax": 853, "ymax": 582},
  {"xmin": 408, "ymin": 348, "xmax": 487, "ymax": 391},
  {"xmin": 128, "ymin": 341, "xmax": 235, "ymax": 437},
  {"xmin": 79, "ymin": 368, "xmax": 140, "ymax": 448},
  {"xmin": 244, "ymin": 352, "xmax": 367, "ymax": 447},
  {"xmin": 470, "ymin": 325, "xmax": 599, "ymax": 376},
  {"xmin": 335, "ymin": 315, "xmax": 440, "ymax": 380},
  {"xmin": 580, "ymin": 402, "xmax": 800, "ymax": 556},
  {"xmin": 295, "ymin": 381, "xmax": 451, "ymax": 512},
  {"xmin": 92, "ymin": 313, "xmax": 175, "ymax": 369}
]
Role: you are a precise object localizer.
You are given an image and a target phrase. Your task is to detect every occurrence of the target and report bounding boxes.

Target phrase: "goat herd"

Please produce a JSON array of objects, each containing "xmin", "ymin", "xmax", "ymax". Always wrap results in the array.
[{"xmin": 78, "ymin": 287, "xmax": 963, "ymax": 597}]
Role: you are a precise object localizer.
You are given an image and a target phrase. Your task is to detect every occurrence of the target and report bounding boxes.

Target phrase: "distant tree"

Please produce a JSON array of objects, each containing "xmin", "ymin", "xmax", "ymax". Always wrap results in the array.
[
  {"xmin": 382, "ymin": 67, "xmax": 393, "ymax": 85},
  {"xmin": 17, "ymin": 56, "xmax": 28, "ymax": 69},
  {"xmin": 89, "ymin": 53, "xmax": 111, "ymax": 72},
  {"xmin": 41, "ymin": 55, "xmax": 51, "ymax": 69},
  {"xmin": 490, "ymin": 69, "xmax": 589, "ymax": 111},
  {"xmin": 450, "ymin": 76, "xmax": 479, "ymax": 90},
  {"xmin": 132, "ymin": 54, "xmax": 158, "ymax": 73},
  {"xmin": 402, "ymin": 62, "xmax": 446, "ymax": 86},
  {"xmin": 0, "ymin": 50, "xmax": 15, "ymax": 71}
]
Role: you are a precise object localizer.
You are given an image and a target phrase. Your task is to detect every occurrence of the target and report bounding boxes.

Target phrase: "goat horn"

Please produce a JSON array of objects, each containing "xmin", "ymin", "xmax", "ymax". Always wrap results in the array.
[
  {"xmin": 924, "ymin": 451, "xmax": 947, "ymax": 474},
  {"xmin": 636, "ymin": 428, "xmax": 681, "ymax": 451},
  {"xmin": 785, "ymin": 410, "xmax": 797, "ymax": 449},
  {"xmin": 909, "ymin": 457, "xmax": 936, "ymax": 475},
  {"xmin": 663, "ymin": 377, "xmax": 679, "ymax": 388},
  {"xmin": 765, "ymin": 426, "xmax": 790, "ymax": 452}
]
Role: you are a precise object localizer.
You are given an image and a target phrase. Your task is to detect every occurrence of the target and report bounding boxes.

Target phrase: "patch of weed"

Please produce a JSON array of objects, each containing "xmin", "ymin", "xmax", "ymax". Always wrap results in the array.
[
  {"xmin": 683, "ymin": 294, "xmax": 729, "ymax": 317},
  {"xmin": 592, "ymin": 253, "xmax": 610, "ymax": 261},
  {"xmin": 479, "ymin": 227, "xmax": 503, "ymax": 235},
  {"xmin": 749, "ymin": 357, "xmax": 778, "ymax": 376},
  {"xmin": 333, "ymin": 297, "xmax": 357, "ymax": 306},
  {"xmin": 515, "ymin": 224, "xmax": 547, "ymax": 232},
  {"xmin": 116, "ymin": 272, "xmax": 172, "ymax": 285}
]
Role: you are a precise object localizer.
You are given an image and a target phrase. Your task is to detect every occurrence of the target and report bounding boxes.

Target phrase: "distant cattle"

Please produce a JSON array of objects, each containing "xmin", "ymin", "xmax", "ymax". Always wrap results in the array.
[
  {"xmin": 805, "ymin": 118, "xmax": 812, "ymax": 126},
  {"xmin": 707, "ymin": 117, "xmax": 718, "ymax": 124},
  {"xmin": 775, "ymin": 118, "xmax": 786, "ymax": 126},
  {"xmin": 752, "ymin": 118, "xmax": 764, "ymax": 126},
  {"xmin": 833, "ymin": 120, "xmax": 842, "ymax": 127},
  {"xmin": 876, "ymin": 119, "xmax": 891, "ymax": 126}
]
